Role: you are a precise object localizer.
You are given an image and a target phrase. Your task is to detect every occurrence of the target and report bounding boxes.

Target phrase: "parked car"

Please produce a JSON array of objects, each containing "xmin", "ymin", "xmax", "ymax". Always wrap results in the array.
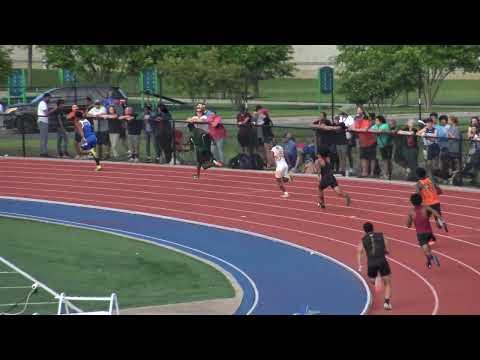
[{"xmin": 4, "ymin": 85, "xmax": 128, "ymax": 133}]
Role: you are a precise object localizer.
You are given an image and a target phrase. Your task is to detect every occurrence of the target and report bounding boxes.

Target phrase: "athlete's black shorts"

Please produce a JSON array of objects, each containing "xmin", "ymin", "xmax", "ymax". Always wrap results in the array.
[
  {"xmin": 197, "ymin": 150, "xmax": 213, "ymax": 169},
  {"xmin": 367, "ymin": 258, "xmax": 391, "ymax": 278},
  {"xmin": 417, "ymin": 232, "xmax": 436, "ymax": 247},
  {"xmin": 428, "ymin": 203, "xmax": 442, "ymax": 217},
  {"xmin": 319, "ymin": 174, "xmax": 338, "ymax": 190},
  {"xmin": 75, "ymin": 133, "xmax": 82, "ymax": 143}
]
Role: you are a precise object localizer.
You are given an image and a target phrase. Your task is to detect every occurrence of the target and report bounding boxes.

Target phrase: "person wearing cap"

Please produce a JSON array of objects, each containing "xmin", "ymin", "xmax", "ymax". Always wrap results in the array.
[
  {"xmin": 190, "ymin": 103, "xmax": 209, "ymax": 132},
  {"xmin": 187, "ymin": 120, "xmax": 223, "ymax": 180},
  {"xmin": 87, "ymin": 100, "xmax": 109, "ymax": 159},
  {"xmin": 37, "ymin": 93, "xmax": 57, "ymax": 157},
  {"xmin": 417, "ymin": 118, "xmax": 439, "ymax": 177}
]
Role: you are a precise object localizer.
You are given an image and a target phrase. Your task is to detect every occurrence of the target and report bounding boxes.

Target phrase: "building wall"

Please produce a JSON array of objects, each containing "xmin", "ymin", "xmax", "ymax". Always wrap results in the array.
[
  {"xmin": 3, "ymin": 45, "xmax": 480, "ymax": 80},
  {"xmin": 1, "ymin": 45, "xmax": 45, "ymax": 69}
]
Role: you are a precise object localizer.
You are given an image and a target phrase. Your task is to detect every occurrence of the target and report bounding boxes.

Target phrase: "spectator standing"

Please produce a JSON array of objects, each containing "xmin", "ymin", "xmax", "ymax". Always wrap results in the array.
[
  {"xmin": 67, "ymin": 104, "xmax": 83, "ymax": 159},
  {"xmin": 282, "ymin": 133, "xmax": 297, "ymax": 170},
  {"xmin": 352, "ymin": 112, "xmax": 377, "ymax": 177},
  {"xmin": 436, "ymin": 115, "xmax": 450, "ymax": 172},
  {"xmin": 313, "ymin": 112, "xmax": 329, "ymax": 150},
  {"xmin": 446, "ymin": 116, "xmax": 461, "ymax": 175},
  {"xmin": 253, "ymin": 105, "xmax": 269, "ymax": 163},
  {"xmin": 37, "ymin": 93, "xmax": 57, "ymax": 157},
  {"xmin": 370, "ymin": 115, "xmax": 394, "ymax": 180},
  {"xmin": 143, "ymin": 104, "xmax": 155, "ymax": 162},
  {"xmin": 331, "ymin": 115, "xmax": 349, "ymax": 176},
  {"xmin": 103, "ymin": 90, "xmax": 116, "ymax": 110},
  {"xmin": 468, "ymin": 117, "xmax": 479, "ymax": 140},
  {"xmin": 262, "ymin": 110, "xmax": 275, "ymax": 168},
  {"xmin": 116, "ymin": 99, "xmax": 130, "ymax": 157},
  {"xmin": 153, "ymin": 103, "xmax": 173, "ymax": 164},
  {"xmin": 208, "ymin": 110, "xmax": 227, "ymax": 164},
  {"xmin": 85, "ymin": 97, "xmax": 94, "ymax": 114},
  {"xmin": 104, "ymin": 105, "xmax": 121, "ymax": 159},
  {"xmin": 237, "ymin": 108, "xmax": 254, "ymax": 155},
  {"xmin": 54, "ymin": 99, "xmax": 69, "ymax": 158},
  {"xmin": 397, "ymin": 119, "xmax": 419, "ymax": 181},
  {"xmin": 87, "ymin": 100, "xmax": 109, "ymax": 159},
  {"xmin": 191, "ymin": 103, "xmax": 209, "ymax": 132},
  {"xmin": 339, "ymin": 111, "xmax": 356, "ymax": 176},
  {"xmin": 120, "ymin": 107, "xmax": 142, "ymax": 162},
  {"xmin": 417, "ymin": 118, "xmax": 439, "ymax": 177}
]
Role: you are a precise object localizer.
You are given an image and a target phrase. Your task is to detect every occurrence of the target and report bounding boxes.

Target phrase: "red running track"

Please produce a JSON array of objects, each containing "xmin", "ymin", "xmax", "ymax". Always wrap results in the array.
[{"xmin": 1, "ymin": 157, "xmax": 480, "ymax": 315}]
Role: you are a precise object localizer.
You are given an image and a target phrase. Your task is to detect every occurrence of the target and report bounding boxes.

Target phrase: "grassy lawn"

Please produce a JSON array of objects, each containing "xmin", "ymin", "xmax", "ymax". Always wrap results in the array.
[
  {"xmin": 0, "ymin": 217, "xmax": 235, "ymax": 315},
  {"xmin": 256, "ymin": 79, "xmax": 480, "ymax": 106}
]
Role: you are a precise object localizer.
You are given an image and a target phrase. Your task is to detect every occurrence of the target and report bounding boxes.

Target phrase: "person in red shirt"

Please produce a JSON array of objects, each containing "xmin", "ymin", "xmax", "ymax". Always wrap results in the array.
[
  {"xmin": 208, "ymin": 111, "xmax": 227, "ymax": 164},
  {"xmin": 351, "ymin": 112, "xmax": 377, "ymax": 177},
  {"xmin": 407, "ymin": 193, "xmax": 446, "ymax": 269}
]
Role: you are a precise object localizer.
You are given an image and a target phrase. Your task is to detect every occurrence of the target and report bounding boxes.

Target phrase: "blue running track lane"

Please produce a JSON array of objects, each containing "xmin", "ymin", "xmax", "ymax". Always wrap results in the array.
[{"xmin": 0, "ymin": 198, "xmax": 370, "ymax": 315}]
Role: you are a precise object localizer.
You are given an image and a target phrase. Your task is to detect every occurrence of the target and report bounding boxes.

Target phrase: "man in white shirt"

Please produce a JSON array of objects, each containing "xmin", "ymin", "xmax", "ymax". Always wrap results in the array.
[
  {"xmin": 37, "ymin": 93, "xmax": 56, "ymax": 156},
  {"xmin": 339, "ymin": 111, "xmax": 356, "ymax": 176},
  {"xmin": 87, "ymin": 100, "xmax": 109, "ymax": 158},
  {"xmin": 271, "ymin": 145, "xmax": 293, "ymax": 198}
]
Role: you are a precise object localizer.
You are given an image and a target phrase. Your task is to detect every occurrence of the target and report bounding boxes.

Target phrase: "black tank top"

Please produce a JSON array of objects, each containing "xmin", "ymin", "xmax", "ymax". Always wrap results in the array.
[
  {"xmin": 320, "ymin": 157, "xmax": 334, "ymax": 177},
  {"xmin": 362, "ymin": 232, "xmax": 387, "ymax": 261}
]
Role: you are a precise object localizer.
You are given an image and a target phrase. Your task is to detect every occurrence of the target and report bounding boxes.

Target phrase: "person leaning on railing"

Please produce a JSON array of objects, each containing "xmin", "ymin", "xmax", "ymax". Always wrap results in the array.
[
  {"xmin": 236, "ymin": 108, "xmax": 254, "ymax": 155},
  {"xmin": 103, "ymin": 105, "xmax": 121, "ymax": 160},
  {"xmin": 395, "ymin": 119, "xmax": 419, "ymax": 181},
  {"xmin": 417, "ymin": 118, "xmax": 439, "ymax": 178},
  {"xmin": 312, "ymin": 113, "xmax": 345, "ymax": 173},
  {"xmin": 351, "ymin": 113, "xmax": 377, "ymax": 178},
  {"xmin": 369, "ymin": 115, "xmax": 394, "ymax": 180},
  {"xmin": 87, "ymin": 100, "xmax": 109, "ymax": 160},
  {"xmin": 54, "ymin": 99, "xmax": 70, "ymax": 159},
  {"xmin": 452, "ymin": 117, "xmax": 480, "ymax": 185},
  {"xmin": 207, "ymin": 110, "xmax": 227, "ymax": 164},
  {"xmin": 445, "ymin": 116, "xmax": 461, "ymax": 177}
]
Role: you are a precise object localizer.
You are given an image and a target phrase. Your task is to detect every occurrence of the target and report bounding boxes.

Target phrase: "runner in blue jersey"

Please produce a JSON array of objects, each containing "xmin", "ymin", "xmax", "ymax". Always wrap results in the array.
[{"xmin": 73, "ymin": 111, "xmax": 102, "ymax": 171}]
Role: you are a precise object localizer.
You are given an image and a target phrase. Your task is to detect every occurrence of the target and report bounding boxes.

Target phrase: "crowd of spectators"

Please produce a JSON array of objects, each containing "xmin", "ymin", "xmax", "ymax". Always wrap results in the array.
[
  {"xmin": 311, "ymin": 106, "xmax": 480, "ymax": 185},
  {"xmin": 24, "ymin": 92, "xmax": 480, "ymax": 186}
]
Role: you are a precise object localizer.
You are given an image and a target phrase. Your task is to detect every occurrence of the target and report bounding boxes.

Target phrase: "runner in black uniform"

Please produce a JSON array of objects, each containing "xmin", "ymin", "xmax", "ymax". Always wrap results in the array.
[
  {"xmin": 187, "ymin": 121, "xmax": 223, "ymax": 180},
  {"xmin": 317, "ymin": 145, "xmax": 351, "ymax": 209},
  {"xmin": 357, "ymin": 222, "xmax": 393, "ymax": 311}
]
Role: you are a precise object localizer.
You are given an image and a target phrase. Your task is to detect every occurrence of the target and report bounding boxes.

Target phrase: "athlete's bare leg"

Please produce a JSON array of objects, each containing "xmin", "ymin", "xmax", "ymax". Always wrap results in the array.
[
  {"xmin": 277, "ymin": 177, "xmax": 288, "ymax": 197},
  {"xmin": 318, "ymin": 187, "xmax": 326, "ymax": 208},
  {"xmin": 382, "ymin": 276, "xmax": 392, "ymax": 310},
  {"xmin": 333, "ymin": 186, "xmax": 351, "ymax": 206}
]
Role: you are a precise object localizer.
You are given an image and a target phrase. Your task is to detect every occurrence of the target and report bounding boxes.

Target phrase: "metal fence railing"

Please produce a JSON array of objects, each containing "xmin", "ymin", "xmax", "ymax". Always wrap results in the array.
[{"xmin": 1, "ymin": 111, "xmax": 480, "ymax": 188}]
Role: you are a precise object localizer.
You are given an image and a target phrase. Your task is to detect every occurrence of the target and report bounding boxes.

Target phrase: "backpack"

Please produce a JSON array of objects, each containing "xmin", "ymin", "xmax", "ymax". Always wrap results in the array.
[
  {"xmin": 239, "ymin": 154, "xmax": 252, "ymax": 169},
  {"xmin": 251, "ymin": 153, "xmax": 264, "ymax": 170}
]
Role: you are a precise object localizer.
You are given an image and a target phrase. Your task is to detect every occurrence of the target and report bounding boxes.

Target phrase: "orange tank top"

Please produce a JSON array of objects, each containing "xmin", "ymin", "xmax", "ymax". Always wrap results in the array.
[{"xmin": 418, "ymin": 178, "xmax": 439, "ymax": 205}]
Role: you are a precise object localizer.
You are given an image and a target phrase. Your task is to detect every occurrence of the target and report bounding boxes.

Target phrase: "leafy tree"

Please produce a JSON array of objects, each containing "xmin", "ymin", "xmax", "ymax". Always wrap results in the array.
[
  {"xmin": 38, "ymin": 45, "xmax": 171, "ymax": 83},
  {"xmin": 396, "ymin": 45, "xmax": 480, "ymax": 111},
  {"xmin": 0, "ymin": 47, "xmax": 12, "ymax": 84},
  {"xmin": 336, "ymin": 45, "xmax": 417, "ymax": 114},
  {"xmin": 336, "ymin": 45, "xmax": 480, "ymax": 113},
  {"xmin": 216, "ymin": 45, "xmax": 295, "ymax": 97},
  {"xmin": 159, "ymin": 48, "xmax": 245, "ymax": 104}
]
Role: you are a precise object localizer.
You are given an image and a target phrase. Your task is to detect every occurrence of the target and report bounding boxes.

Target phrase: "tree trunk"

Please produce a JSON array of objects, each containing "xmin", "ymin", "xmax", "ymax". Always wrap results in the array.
[
  {"xmin": 27, "ymin": 45, "xmax": 33, "ymax": 88},
  {"xmin": 253, "ymin": 78, "xmax": 260, "ymax": 98}
]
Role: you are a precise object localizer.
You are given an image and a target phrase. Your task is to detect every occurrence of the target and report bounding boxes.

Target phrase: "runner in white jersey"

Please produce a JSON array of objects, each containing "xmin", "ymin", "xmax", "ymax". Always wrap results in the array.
[{"xmin": 271, "ymin": 145, "xmax": 293, "ymax": 198}]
